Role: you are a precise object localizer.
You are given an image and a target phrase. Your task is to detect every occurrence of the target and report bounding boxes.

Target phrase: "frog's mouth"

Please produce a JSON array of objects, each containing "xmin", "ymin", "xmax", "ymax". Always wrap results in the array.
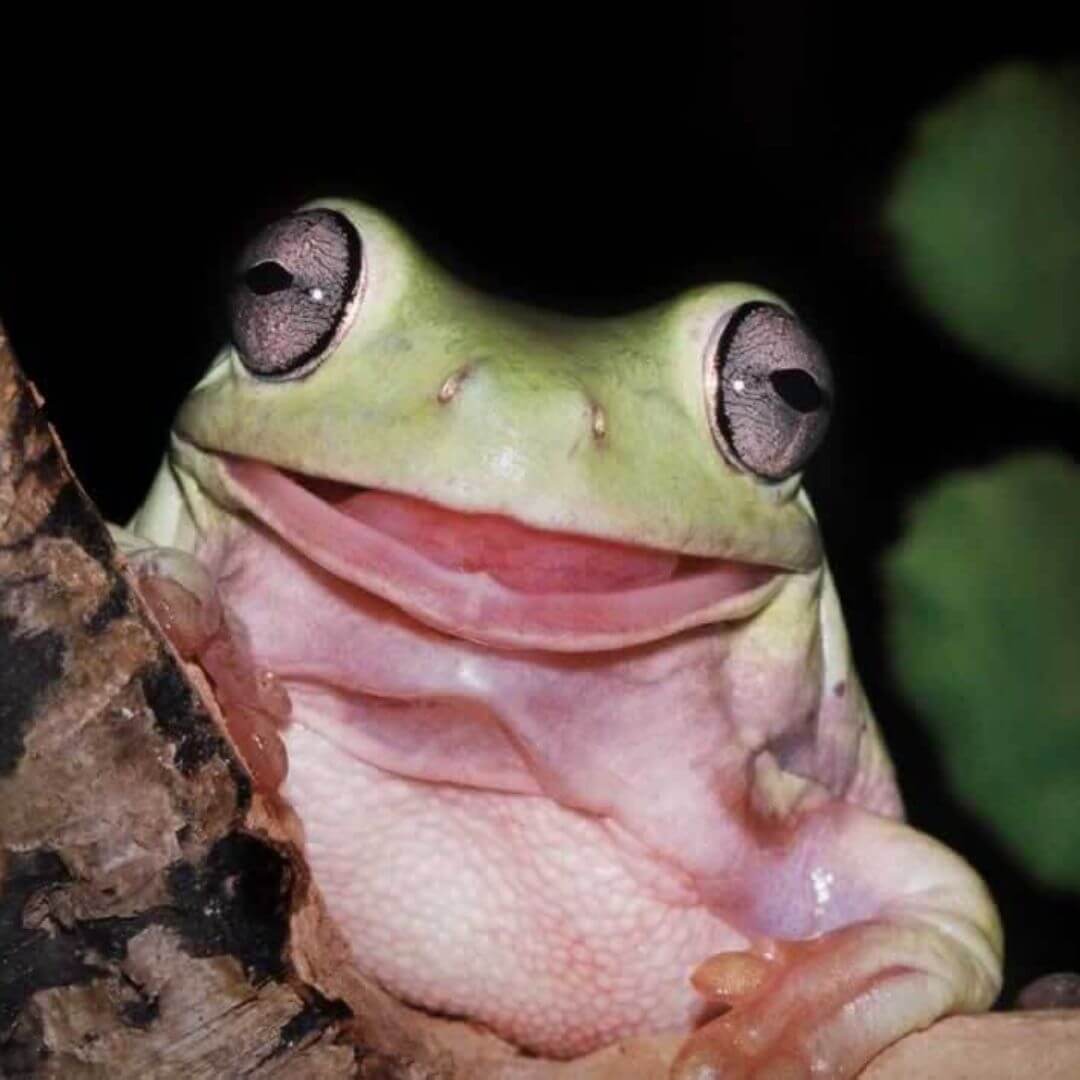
[{"xmin": 217, "ymin": 457, "xmax": 782, "ymax": 651}]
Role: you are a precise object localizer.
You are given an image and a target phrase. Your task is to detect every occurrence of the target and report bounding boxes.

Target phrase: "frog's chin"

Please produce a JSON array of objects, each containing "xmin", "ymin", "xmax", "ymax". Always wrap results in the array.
[{"xmin": 212, "ymin": 455, "xmax": 785, "ymax": 652}]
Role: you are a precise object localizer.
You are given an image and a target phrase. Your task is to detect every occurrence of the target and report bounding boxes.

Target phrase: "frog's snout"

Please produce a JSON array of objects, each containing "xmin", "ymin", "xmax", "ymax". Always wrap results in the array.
[{"xmin": 433, "ymin": 355, "xmax": 610, "ymax": 453}]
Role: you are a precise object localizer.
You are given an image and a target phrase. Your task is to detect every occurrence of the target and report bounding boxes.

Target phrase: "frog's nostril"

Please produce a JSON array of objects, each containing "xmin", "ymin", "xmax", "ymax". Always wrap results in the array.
[
  {"xmin": 437, "ymin": 365, "xmax": 472, "ymax": 404},
  {"xmin": 590, "ymin": 402, "xmax": 607, "ymax": 442}
]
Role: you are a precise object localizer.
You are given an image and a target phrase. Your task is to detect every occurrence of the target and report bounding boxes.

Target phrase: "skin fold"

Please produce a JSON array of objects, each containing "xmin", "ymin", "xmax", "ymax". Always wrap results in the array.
[{"xmin": 124, "ymin": 199, "xmax": 1002, "ymax": 1077}]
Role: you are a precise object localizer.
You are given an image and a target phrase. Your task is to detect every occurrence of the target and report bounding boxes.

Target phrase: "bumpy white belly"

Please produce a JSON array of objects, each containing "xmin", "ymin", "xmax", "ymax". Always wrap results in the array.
[{"xmin": 283, "ymin": 719, "xmax": 747, "ymax": 1059}]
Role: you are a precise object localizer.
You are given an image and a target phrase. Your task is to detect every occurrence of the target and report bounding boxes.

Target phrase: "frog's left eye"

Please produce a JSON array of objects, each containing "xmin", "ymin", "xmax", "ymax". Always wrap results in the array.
[
  {"xmin": 228, "ymin": 209, "xmax": 362, "ymax": 378},
  {"xmin": 707, "ymin": 301, "xmax": 833, "ymax": 480}
]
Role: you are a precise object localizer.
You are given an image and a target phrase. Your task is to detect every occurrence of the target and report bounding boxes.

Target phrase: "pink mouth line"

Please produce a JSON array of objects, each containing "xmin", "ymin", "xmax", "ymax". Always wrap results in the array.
[{"xmin": 220, "ymin": 457, "xmax": 780, "ymax": 651}]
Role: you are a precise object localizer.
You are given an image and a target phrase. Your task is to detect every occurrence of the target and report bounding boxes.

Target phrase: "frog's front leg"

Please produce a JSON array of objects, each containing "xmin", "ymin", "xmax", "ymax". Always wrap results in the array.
[
  {"xmin": 114, "ymin": 530, "xmax": 292, "ymax": 791},
  {"xmin": 672, "ymin": 806, "xmax": 1002, "ymax": 1079}
]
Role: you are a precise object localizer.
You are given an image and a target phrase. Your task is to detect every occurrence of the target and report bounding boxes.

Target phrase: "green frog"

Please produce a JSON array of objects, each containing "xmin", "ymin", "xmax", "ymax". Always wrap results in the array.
[{"xmin": 126, "ymin": 202, "xmax": 1002, "ymax": 1077}]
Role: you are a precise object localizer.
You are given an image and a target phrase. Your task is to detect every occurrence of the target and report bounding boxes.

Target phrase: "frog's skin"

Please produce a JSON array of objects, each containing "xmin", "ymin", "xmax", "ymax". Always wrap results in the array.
[{"xmin": 128, "ymin": 200, "xmax": 1002, "ymax": 1077}]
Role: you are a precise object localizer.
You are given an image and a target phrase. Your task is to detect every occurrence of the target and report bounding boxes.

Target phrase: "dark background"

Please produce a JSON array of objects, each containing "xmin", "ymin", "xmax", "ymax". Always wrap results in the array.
[{"xmin": 2, "ymin": 10, "xmax": 1077, "ymax": 1003}]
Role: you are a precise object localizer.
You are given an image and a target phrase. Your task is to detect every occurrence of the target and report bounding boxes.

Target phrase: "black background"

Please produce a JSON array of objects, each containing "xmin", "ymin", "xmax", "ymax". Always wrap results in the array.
[{"xmin": 2, "ymin": 10, "xmax": 1077, "ymax": 1002}]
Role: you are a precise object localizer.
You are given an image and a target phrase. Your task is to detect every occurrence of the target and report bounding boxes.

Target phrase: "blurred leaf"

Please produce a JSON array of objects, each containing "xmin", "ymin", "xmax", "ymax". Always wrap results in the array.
[
  {"xmin": 885, "ymin": 453, "xmax": 1080, "ymax": 890},
  {"xmin": 887, "ymin": 63, "xmax": 1080, "ymax": 401}
]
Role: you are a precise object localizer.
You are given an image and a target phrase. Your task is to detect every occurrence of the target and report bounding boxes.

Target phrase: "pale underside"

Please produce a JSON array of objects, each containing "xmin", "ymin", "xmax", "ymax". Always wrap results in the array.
[{"xmin": 178, "ymin": 468, "xmax": 903, "ymax": 1058}]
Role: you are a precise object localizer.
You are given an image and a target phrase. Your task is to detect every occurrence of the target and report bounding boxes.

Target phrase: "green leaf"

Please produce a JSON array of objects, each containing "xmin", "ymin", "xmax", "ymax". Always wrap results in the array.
[
  {"xmin": 886, "ymin": 63, "xmax": 1080, "ymax": 401},
  {"xmin": 885, "ymin": 453, "xmax": 1080, "ymax": 890}
]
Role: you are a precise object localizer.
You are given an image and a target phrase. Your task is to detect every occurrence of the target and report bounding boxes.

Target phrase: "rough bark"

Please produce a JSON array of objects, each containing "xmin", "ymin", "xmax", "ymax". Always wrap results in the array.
[
  {"xmin": 0, "ymin": 325, "xmax": 1077, "ymax": 1078},
  {"xmin": 0, "ymin": 327, "xmax": 451, "ymax": 1078}
]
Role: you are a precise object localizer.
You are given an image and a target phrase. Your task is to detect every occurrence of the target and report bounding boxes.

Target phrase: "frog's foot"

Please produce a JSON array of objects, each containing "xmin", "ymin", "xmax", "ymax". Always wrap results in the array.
[
  {"xmin": 672, "ymin": 920, "xmax": 967, "ymax": 1079},
  {"xmin": 125, "ymin": 543, "xmax": 292, "ymax": 791},
  {"xmin": 668, "ymin": 795, "xmax": 1004, "ymax": 1080}
]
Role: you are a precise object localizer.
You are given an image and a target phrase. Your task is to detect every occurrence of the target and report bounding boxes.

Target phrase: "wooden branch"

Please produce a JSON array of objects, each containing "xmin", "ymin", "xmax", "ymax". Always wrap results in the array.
[{"xmin": 1, "ymin": 325, "xmax": 1077, "ymax": 1078}]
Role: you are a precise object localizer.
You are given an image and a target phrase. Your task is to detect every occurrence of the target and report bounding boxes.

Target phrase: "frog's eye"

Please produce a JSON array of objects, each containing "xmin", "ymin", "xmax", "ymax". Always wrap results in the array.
[
  {"xmin": 228, "ymin": 209, "xmax": 362, "ymax": 377},
  {"xmin": 708, "ymin": 301, "xmax": 833, "ymax": 480}
]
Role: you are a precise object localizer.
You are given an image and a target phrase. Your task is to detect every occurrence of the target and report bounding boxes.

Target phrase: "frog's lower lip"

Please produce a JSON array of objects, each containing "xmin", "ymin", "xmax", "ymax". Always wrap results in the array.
[{"xmin": 218, "ymin": 456, "xmax": 783, "ymax": 652}]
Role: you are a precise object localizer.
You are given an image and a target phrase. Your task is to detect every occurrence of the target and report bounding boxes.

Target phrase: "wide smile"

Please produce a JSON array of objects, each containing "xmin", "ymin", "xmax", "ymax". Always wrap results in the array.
[{"xmin": 216, "ymin": 456, "xmax": 784, "ymax": 652}]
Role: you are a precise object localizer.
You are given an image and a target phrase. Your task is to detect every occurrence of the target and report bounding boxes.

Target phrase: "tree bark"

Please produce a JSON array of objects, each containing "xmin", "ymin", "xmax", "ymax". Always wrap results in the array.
[
  {"xmin": 1, "ymin": 326, "xmax": 1077, "ymax": 1078},
  {"xmin": 0, "ymin": 327, "xmax": 452, "ymax": 1078}
]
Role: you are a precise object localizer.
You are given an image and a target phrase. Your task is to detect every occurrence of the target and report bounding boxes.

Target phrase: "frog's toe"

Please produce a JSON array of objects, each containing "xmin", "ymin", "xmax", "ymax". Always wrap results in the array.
[
  {"xmin": 671, "ymin": 920, "xmax": 975, "ymax": 1080},
  {"xmin": 673, "ymin": 1032, "xmax": 807, "ymax": 1080},
  {"xmin": 126, "ymin": 543, "xmax": 292, "ymax": 792}
]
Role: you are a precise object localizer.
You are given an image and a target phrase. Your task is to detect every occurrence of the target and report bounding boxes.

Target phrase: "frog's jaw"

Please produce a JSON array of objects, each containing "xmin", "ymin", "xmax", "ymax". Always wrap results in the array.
[{"xmin": 183, "ymin": 447, "xmax": 785, "ymax": 653}]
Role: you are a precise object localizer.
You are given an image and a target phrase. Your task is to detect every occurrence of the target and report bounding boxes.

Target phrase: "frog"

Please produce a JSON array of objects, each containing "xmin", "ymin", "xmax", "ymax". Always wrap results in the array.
[{"xmin": 124, "ymin": 201, "xmax": 1003, "ymax": 1077}]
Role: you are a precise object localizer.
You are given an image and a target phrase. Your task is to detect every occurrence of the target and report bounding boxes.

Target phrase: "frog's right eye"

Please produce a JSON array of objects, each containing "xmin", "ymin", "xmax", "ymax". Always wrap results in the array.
[
  {"xmin": 228, "ymin": 209, "xmax": 363, "ymax": 378},
  {"xmin": 707, "ymin": 301, "xmax": 833, "ymax": 481}
]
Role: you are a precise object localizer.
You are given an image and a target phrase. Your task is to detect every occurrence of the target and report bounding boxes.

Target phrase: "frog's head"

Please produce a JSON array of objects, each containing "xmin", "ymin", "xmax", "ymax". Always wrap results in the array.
[{"xmin": 163, "ymin": 199, "xmax": 834, "ymax": 651}]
